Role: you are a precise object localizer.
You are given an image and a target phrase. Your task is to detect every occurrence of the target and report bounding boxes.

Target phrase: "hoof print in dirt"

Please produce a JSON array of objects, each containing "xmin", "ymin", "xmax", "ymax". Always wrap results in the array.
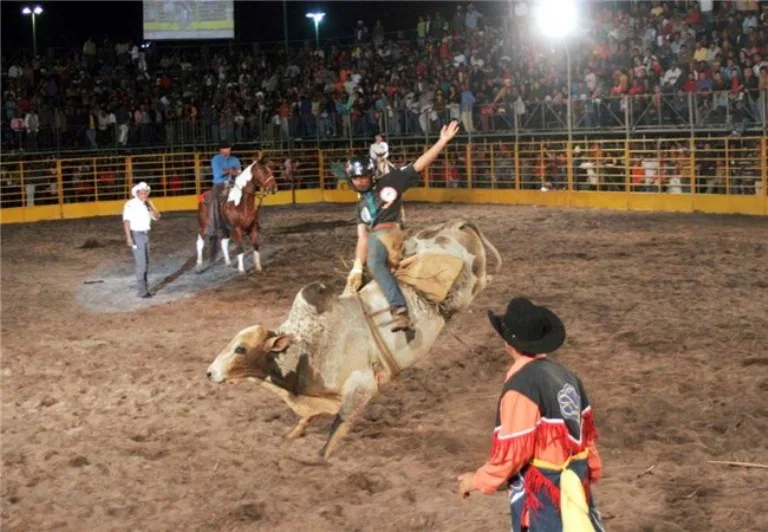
[
  {"xmin": 78, "ymin": 239, "xmax": 105, "ymax": 249},
  {"xmin": 69, "ymin": 456, "xmax": 90, "ymax": 468},
  {"xmin": 230, "ymin": 502, "xmax": 266, "ymax": 523}
]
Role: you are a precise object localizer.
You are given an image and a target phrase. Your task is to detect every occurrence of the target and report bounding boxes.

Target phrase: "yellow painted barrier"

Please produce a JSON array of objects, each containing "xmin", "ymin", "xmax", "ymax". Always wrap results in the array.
[{"xmin": 1, "ymin": 137, "xmax": 766, "ymax": 224}]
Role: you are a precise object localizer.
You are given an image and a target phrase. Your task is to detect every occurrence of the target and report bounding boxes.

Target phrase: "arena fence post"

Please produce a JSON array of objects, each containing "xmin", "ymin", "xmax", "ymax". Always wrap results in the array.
[
  {"xmin": 725, "ymin": 137, "xmax": 730, "ymax": 196},
  {"xmin": 92, "ymin": 157, "xmax": 99, "ymax": 203},
  {"xmin": 161, "ymin": 154, "xmax": 168, "ymax": 198},
  {"xmin": 126, "ymin": 156, "xmax": 134, "ymax": 197},
  {"xmin": 318, "ymin": 148, "xmax": 325, "ymax": 190},
  {"xmin": 624, "ymin": 139, "xmax": 631, "ymax": 193},
  {"xmin": 566, "ymin": 140, "xmax": 573, "ymax": 191},
  {"xmin": 490, "ymin": 143, "xmax": 496, "ymax": 189},
  {"xmin": 193, "ymin": 153, "xmax": 201, "ymax": 196},
  {"xmin": 56, "ymin": 159, "xmax": 64, "ymax": 215},
  {"xmin": 465, "ymin": 143, "xmax": 473, "ymax": 189},
  {"xmin": 19, "ymin": 161, "xmax": 26, "ymax": 207},
  {"xmin": 514, "ymin": 141, "xmax": 520, "ymax": 191},
  {"xmin": 689, "ymin": 138, "xmax": 697, "ymax": 195},
  {"xmin": 761, "ymin": 137, "xmax": 767, "ymax": 211}
]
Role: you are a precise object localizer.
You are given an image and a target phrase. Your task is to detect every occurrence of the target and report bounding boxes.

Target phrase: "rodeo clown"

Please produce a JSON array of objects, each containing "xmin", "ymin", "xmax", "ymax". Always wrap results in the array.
[
  {"xmin": 456, "ymin": 297, "xmax": 605, "ymax": 531},
  {"xmin": 345, "ymin": 120, "xmax": 460, "ymax": 332}
]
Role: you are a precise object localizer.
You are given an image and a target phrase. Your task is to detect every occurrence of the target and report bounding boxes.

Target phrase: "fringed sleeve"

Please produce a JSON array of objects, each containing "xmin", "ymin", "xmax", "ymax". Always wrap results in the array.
[
  {"xmin": 471, "ymin": 391, "xmax": 541, "ymax": 494},
  {"xmin": 582, "ymin": 407, "xmax": 603, "ymax": 482}
]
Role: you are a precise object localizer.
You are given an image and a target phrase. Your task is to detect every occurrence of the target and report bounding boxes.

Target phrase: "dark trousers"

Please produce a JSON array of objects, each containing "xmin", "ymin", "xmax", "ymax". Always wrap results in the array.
[{"xmin": 131, "ymin": 231, "xmax": 150, "ymax": 296}]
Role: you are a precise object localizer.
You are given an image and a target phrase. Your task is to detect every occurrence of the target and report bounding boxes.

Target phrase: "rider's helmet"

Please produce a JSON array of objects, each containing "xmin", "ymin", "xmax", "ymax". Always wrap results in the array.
[{"xmin": 345, "ymin": 155, "xmax": 376, "ymax": 192}]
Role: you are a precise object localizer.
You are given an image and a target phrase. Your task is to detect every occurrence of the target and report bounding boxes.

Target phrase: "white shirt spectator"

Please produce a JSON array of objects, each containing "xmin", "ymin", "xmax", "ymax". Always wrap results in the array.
[
  {"xmin": 370, "ymin": 141, "xmax": 389, "ymax": 161},
  {"xmin": 24, "ymin": 112, "xmax": 39, "ymax": 133},
  {"xmin": 123, "ymin": 197, "xmax": 154, "ymax": 232},
  {"xmin": 662, "ymin": 66, "xmax": 682, "ymax": 87},
  {"xmin": 585, "ymin": 72, "xmax": 597, "ymax": 92},
  {"xmin": 699, "ymin": 0, "xmax": 713, "ymax": 13},
  {"xmin": 742, "ymin": 14, "xmax": 758, "ymax": 33},
  {"xmin": 641, "ymin": 159, "xmax": 660, "ymax": 186},
  {"xmin": 8, "ymin": 65, "xmax": 22, "ymax": 79}
]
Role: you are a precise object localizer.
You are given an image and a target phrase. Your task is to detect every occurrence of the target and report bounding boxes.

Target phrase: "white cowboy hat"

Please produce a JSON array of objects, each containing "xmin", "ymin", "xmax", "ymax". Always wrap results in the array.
[{"xmin": 132, "ymin": 182, "xmax": 151, "ymax": 198}]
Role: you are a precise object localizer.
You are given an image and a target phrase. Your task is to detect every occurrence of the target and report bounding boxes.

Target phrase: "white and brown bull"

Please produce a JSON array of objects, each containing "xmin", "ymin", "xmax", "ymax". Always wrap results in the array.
[{"xmin": 206, "ymin": 219, "xmax": 502, "ymax": 459}]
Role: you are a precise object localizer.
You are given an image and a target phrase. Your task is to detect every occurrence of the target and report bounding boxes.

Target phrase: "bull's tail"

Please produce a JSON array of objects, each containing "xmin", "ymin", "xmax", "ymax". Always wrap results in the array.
[{"xmin": 457, "ymin": 221, "xmax": 502, "ymax": 273}]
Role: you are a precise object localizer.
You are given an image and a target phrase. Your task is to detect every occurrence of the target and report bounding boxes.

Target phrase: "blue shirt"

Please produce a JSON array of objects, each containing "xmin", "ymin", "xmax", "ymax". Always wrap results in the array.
[{"xmin": 211, "ymin": 154, "xmax": 241, "ymax": 185}]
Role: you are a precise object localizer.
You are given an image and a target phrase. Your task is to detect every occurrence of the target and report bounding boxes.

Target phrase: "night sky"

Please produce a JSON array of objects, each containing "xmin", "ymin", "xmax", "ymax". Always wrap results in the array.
[{"xmin": 1, "ymin": 1, "xmax": 510, "ymax": 55}]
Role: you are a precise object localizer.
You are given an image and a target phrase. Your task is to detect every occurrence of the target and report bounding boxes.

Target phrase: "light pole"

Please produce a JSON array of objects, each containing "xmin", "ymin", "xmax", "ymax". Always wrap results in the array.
[
  {"xmin": 305, "ymin": 12, "xmax": 325, "ymax": 48},
  {"xmin": 535, "ymin": 0, "xmax": 578, "ymax": 188},
  {"xmin": 21, "ymin": 5, "xmax": 43, "ymax": 57}
]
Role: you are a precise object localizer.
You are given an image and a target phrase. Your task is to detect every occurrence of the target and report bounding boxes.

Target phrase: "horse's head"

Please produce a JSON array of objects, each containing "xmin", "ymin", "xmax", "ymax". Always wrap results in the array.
[{"xmin": 238, "ymin": 153, "xmax": 277, "ymax": 196}]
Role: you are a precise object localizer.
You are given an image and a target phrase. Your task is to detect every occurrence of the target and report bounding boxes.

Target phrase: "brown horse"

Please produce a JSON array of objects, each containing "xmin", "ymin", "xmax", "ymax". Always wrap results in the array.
[{"xmin": 196, "ymin": 156, "xmax": 277, "ymax": 274}]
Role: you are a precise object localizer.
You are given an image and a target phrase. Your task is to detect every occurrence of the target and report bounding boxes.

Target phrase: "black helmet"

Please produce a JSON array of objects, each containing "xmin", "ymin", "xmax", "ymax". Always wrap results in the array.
[{"xmin": 346, "ymin": 155, "xmax": 375, "ymax": 191}]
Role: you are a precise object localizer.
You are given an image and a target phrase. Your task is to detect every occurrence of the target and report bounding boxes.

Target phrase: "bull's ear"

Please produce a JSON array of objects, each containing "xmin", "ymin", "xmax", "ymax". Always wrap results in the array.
[{"xmin": 266, "ymin": 333, "xmax": 292, "ymax": 353}]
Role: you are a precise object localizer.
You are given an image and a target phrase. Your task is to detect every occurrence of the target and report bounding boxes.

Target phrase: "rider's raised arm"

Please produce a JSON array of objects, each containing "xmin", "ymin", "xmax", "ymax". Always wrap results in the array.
[{"xmin": 412, "ymin": 120, "xmax": 460, "ymax": 173}]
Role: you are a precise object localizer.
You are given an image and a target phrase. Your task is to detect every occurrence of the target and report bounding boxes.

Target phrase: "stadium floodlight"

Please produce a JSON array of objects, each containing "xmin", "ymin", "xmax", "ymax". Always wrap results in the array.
[
  {"xmin": 534, "ymin": 0, "xmax": 577, "ymax": 39},
  {"xmin": 305, "ymin": 12, "xmax": 325, "ymax": 48},
  {"xmin": 21, "ymin": 5, "xmax": 44, "ymax": 56},
  {"xmin": 535, "ymin": 0, "xmax": 577, "ymax": 159}
]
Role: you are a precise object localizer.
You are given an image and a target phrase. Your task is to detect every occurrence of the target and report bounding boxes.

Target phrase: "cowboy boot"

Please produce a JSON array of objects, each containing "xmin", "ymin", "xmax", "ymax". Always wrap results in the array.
[{"xmin": 390, "ymin": 306, "xmax": 412, "ymax": 332}]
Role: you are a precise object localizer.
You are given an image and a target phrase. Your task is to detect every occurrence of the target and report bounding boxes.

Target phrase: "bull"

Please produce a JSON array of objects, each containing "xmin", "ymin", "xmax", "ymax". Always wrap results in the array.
[{"xmin": 206, "ymin": 219, "xmax": 502, "ymax": 459}]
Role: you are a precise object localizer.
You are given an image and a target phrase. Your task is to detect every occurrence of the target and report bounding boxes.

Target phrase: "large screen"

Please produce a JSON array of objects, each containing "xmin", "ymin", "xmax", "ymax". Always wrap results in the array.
[{"xmin": 143, "ymin": 0, "xmax": 234, "ymax": 40}]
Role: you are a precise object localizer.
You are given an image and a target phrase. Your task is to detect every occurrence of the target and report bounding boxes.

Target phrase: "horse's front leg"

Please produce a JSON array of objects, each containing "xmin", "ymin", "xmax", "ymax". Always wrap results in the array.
[
  {"xmin": 231, "ymin": 227, "xmax": 247, "ymax": 274},
  {"xmin": 220, "ymin": 236, "xmax": 232, "ymax": 267},
  {"xmin": 248, "ymin": 223, "xmax": 262, "ymax": 273}
]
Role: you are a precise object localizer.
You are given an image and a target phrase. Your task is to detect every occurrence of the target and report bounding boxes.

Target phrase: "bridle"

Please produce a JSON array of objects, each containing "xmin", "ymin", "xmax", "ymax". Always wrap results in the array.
[{"xmin": 249, "ymin": 166, "xmax": 277, "ymax": 203}]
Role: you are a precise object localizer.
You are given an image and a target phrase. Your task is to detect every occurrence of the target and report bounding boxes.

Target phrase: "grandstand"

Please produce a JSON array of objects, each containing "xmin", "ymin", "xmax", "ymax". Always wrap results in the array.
[
  {"xmin": 2, "ymin": 1, "xmax": 766, "ymax": 152},
  {"xmin": 1, "ymin": 0, "xmax": 766, "ymax": 213}
]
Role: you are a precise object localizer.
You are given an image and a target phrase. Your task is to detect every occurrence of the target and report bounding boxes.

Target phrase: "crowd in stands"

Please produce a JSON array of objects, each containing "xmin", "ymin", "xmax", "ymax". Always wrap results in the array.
[{"xmin": 1, "ymin": 0, "xmax": 767, "ymax": 154}]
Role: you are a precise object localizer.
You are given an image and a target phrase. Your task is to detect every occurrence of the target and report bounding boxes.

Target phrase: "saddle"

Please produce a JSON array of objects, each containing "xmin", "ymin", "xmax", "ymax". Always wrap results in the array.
[{"xmin": 198, "ymin": 183, "xmax": 231, "ymax": 205}]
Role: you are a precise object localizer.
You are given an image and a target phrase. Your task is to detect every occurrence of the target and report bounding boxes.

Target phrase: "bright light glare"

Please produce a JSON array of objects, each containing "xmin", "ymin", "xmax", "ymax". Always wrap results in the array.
[
  {"xmin": 21, "ymin": 5, "xmax": 43, "ymax": 15},
  {"xmin": 535, "ymin": 0, "xmax": 578, "ymax": 39},
  {"xmin": 305, "ymin": 12, "xmax": 325, "ymax": 23}
]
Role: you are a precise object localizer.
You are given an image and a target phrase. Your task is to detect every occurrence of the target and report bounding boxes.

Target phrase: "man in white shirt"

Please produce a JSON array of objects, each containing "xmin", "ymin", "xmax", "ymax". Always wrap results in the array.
[
  {"xmin": 369, "ymin": 133, "xmax": 392, "ymax": 176},
  {"xmin": 123, "ymin": 182, "xmax": 160, "ymax": 298}
]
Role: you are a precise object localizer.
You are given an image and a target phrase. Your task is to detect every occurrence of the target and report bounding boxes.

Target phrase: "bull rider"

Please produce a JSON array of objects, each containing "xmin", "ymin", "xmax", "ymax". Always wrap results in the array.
[{"xmin": 345, "ymin": 120, "xmax": 460, "ymax": 332}]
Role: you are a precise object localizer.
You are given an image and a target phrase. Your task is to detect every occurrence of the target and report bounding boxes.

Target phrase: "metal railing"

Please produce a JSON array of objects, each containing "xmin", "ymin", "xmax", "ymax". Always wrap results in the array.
[
  {"xmin": 2, "ymin": 91, "xmax": 766, "ymax": 156},
  {"xmin": 2, "ymin": 136, "xmax": 765, "ymax": 210}
]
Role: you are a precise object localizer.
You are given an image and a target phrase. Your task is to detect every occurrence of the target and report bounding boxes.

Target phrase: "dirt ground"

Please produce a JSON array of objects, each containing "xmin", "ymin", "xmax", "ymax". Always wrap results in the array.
[{"xmin": 2, "ymin": 203, "xmax": 767, "ymax": 532}]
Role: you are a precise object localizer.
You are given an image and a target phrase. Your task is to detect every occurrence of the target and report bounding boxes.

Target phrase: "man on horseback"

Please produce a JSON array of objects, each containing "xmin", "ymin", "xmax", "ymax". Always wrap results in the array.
[
  {"xmin": 207, "ymin": 141, "xmax": 241, "ymax": 237},
  {"xmin": 345, "ymin": 120, "xmax": 460, "ymax": 333}
]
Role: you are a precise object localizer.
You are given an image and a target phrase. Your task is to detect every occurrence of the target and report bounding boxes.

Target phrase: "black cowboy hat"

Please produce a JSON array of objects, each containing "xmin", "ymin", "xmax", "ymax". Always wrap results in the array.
[{"xmin": 487, "ymin": 297, "xmax": 566, "ymax": 354}]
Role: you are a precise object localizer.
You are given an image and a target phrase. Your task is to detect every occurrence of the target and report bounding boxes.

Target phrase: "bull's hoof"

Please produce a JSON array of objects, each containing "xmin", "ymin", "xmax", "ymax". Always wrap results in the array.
[{"xmin": 194, "ymin": 264, "xmax": 206, "ymax": 274}]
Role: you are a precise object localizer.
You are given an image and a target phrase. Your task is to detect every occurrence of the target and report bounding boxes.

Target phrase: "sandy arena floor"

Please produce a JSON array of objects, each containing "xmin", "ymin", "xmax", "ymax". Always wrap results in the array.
[{"xmin": 2, "ymin": 203, "xmax": 767, "ymax": 532}]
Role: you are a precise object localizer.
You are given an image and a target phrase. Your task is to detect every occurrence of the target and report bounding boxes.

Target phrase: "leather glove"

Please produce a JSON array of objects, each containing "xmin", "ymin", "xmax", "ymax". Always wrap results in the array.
[{"xmin": 347, "ymin": 259, "xmax": 364, "ymax": 292}]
